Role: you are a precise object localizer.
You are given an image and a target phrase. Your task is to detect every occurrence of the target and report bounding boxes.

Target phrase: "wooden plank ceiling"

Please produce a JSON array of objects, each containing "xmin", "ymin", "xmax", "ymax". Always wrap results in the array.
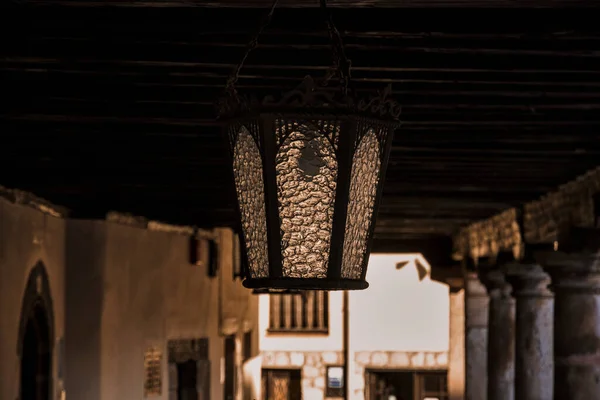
[{"xmin": 2, "ymin": 2, "xmax": 600, "ymax": 263}]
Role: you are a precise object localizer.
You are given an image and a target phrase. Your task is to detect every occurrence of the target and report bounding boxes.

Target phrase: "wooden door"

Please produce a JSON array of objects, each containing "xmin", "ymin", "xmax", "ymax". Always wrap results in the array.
[
  {"xmin": 262, "ymin": 369, "xmax": 301, "ymax": 400},
  {"xmin": 365, "ymin": 370, "xmax": 378, "ymax": 400}
]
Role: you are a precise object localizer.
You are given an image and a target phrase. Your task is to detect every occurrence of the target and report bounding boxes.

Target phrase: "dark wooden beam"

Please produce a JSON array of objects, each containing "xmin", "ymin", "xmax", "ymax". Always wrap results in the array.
[
  {"xmin": 2, "ymin": 5, "xmax": 600, "ymax": 265},
  {"xmin": 14, "ymin": 0, "xmax": 600, "ymax": 8}
]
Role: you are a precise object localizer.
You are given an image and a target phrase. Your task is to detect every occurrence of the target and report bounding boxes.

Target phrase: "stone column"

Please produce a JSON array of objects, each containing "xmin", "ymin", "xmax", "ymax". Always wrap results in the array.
[
  {"xmin": 541, "ymin": 250, "xmax": 600, "ymax": 400},
  {"xmin": 505, "ymin": 263, "xmax": 553, "ymax": 400},
  {"xmin": 465, "ymin": 272, "xmax": 489, "ymax": 400},
  {"xmin": 482, "ymin": 270, "xmax": 515, "ymax": 400},
  {"xmin": 447, "ymin": 278, "xmax": 465, "ymax": 400}
]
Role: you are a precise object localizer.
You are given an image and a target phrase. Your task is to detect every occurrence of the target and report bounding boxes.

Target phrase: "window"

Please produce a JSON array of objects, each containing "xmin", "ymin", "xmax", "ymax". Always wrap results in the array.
[
  {"xmin": 262, "ymin": 369, "xmax": 302, "ymax": 400},
  {"xmin": 365, "ymin": 370, "xmax": 448, "ymax": 400},
  {"xmin": 325, "ymin": 366, "xmax": 344, "ymax": 397},
  {"xmin": 268, "ymin": 290, "xmax": 328, "ymax": 333},
  {"xmin": 415, "ymin": 372, "xmax": 448, "ymax": 400},
  {"xmin": 144, "ymin": 346, "xmax": 162, "ymax": 397}
]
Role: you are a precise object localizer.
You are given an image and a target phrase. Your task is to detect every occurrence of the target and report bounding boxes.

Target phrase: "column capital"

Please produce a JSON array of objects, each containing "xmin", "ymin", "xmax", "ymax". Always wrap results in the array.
[
  {"xmin": 465, "ymin": 271, "xmax": 488, "ymax": 297},
  {"xmin": 480, "ymin": 269, "xmax": 512, "ymax": 299},
  {"xmin": 504, "ymin": 263, "xmax": 553, "ymax": 298},
  {"xmin": 533, "ymin": 227, "xmax": 600, "ymax": 288},
  {"xmin": 539, "ymin": 251, "xmax": 600, "ymax": 293},
  {"xmin": 465, "ymin": 272, "xmax": 489, "ymax": 329}
]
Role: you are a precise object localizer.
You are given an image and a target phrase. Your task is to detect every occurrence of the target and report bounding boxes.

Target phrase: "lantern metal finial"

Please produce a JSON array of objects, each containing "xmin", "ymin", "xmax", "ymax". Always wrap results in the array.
[{"xmin": 218, "ymin": 0, "xmax": 401, "ymax": 291}]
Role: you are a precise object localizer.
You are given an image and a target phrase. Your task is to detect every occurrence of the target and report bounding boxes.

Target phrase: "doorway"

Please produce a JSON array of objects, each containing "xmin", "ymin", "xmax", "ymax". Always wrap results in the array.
[
  {"xmin": 18, "ymin": 263, "xmax": 55, "ymax": 400},
  {"xmin": 177, "ymin": 359, "xmax": 198, "ymax": 400},
  {"xmin": 167, "ymin": 338, "xmax": 211, "ymax": 400},
  {"xmin": 224, "ymin": 335, "xmax": 236, "ymax": 400},
  {"xmin": 20, "ymin": 302, "xmax": 52, "ymax": 400}
]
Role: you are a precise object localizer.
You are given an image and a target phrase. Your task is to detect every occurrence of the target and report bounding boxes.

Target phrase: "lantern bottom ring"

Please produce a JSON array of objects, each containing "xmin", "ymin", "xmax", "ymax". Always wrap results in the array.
[{"xmin": 242, "ymin": 277, "xmax": 369, "ymax": 291}]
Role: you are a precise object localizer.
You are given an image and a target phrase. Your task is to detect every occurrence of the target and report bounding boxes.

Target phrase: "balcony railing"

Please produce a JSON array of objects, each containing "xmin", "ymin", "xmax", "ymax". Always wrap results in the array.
[{"xmin": 268, "ymin": 291, "xmax": 329, "ymax": 333}]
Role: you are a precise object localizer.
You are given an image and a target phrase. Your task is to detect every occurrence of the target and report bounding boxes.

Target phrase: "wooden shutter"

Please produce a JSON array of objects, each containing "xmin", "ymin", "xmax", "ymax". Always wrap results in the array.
[
  {"xmin": 270, "ymin": 371, "xmax": 290, "ymax": 400},
  {"xmin": 262, "ymin": 369, "xmax": 302, "ymax": 400}
]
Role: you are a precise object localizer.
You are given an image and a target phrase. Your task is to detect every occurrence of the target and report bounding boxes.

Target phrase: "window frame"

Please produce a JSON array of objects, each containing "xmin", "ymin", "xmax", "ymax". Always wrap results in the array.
[
  {"xmin": 363, "ymin": 369, "xmax": 449, "ymax": 400},
  {"xmin": 325, "ymin": 365, "xmax": 345, "ymax": 398},
  {"xmin": 415, "ymin": 371, "xmax": 449, "ymax": 400},
  {"xmin": 267, "ymin": 290, "xmax": 329, "ymax": 334}
]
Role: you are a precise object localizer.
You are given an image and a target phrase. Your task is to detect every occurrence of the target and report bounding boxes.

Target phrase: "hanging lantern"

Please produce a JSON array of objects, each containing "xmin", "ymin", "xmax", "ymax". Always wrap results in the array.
[{"xmin": 217, "ymin": 0, "xmax": 401, "ymax": 291}]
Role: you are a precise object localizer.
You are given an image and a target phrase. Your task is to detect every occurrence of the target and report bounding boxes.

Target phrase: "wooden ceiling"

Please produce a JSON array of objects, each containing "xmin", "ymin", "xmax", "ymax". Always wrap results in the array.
[{"xmin": 2, "ymin": 2, "xmax": 600, "ymax": 264}]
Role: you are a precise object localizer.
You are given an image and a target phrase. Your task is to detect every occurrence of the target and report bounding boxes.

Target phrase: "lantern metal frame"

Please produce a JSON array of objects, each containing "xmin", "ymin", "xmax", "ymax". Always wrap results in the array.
[{"xmin": 217, "ymin": 0, "xmax": 401, "ymax": 291}]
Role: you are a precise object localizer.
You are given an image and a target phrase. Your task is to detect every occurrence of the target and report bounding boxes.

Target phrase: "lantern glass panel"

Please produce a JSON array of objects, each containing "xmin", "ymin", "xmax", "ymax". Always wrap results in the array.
[
  {"xmin": 232, "ymin": 125, "xmax": 269, "ymax": 278},
  {"xmin": 341, "ymin": 128, "xmax": 382, "ymax": 279},
  {"xmin": 275, "ymin": 119, "xmax": 340, "ymax": 278}
]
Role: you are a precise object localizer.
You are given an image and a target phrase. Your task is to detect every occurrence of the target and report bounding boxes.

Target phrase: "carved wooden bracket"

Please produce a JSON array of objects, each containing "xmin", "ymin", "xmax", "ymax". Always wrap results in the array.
[
  {"xmin": 524, "ymin": 167, "xmax": 600, "ymax": 244},
  {"xmin": 454, "ymin": 166, "xmax": 600, "ymax": 262},
  {"xmin": 453, "ymin": 207, "xmax": 522, "ymax": 262}
]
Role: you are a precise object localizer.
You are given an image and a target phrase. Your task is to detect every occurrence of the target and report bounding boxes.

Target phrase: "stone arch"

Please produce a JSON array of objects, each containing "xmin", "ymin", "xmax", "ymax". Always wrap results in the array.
[{"xmin": 17, "ymin": 261, "xmax": 55, "ymax": 400}]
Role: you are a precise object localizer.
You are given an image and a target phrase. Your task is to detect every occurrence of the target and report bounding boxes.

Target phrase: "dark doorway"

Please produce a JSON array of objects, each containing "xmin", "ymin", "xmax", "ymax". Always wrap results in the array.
[
  {"xmin": 167, "ymin": 338, "xmax": 210, "ymax": 400},
  {"xmin": 177, "ymin": 359, "xmax": 198, "ymax": 400},
  {"xmin": 224, "ymin": 335, "xmax": 236, "ymax": 400},
  {"xmin": 20, "ymin": 302, "xmax": 52, "ymax": 400}
]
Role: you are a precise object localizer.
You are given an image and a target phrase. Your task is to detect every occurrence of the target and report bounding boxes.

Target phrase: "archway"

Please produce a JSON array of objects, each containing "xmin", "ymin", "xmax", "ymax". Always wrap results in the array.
[
  {"xmin": 20, "ymin": 302, "xmax": 52, "ymax": 400},
  {"xmin": 17, "ymin": 262, "xmax": 55, "ymax": 400}
]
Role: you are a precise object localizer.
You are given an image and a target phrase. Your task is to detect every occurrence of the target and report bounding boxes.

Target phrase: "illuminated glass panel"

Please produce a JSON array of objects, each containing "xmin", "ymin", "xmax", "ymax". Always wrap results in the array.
[
  {"xmin": 233, "ymin": 126, "xmax": 269, "ymax": 278},
  {"xmin": 275, "ymin": 122, "xmax": 338, "ymax": 278},
  {"xmin": 341, "ymin": 129, "xmax": 381, "ymax": 279}
]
